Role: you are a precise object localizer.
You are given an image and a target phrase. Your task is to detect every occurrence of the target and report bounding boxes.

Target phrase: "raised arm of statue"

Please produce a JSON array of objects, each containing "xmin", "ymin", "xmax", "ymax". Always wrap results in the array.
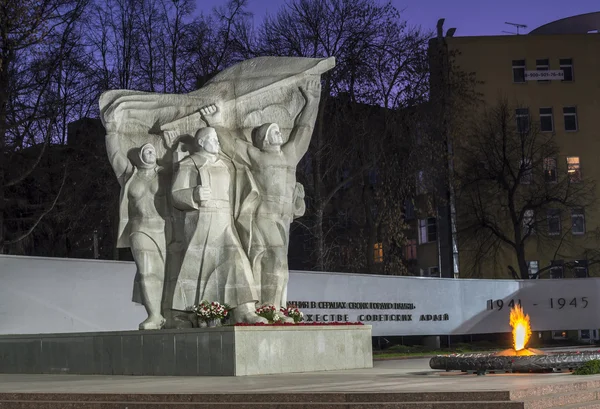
[
  {"xmin": 284, "ymin": 80, "xmax": 321, "ymax": 162},
  {"xmin": 199, "ymin": 104, "xmax": 224, "ymax": 127},
  {"xmin": 105, "ymin": 131, "xmax": 133, "ymax": 185},
  {"xmin": 200, "ymin": 104, "xmax": 252, "ymax": 166},
  {"xmin": 162, "ymin": 130, "xmax": 179, "ymax": 150}
]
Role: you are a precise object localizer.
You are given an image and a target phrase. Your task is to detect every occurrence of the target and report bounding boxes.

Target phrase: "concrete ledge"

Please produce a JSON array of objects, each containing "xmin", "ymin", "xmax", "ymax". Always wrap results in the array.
[{"xmin": 0, "ymin": 325, "xmax": 372, "ymax": 376}]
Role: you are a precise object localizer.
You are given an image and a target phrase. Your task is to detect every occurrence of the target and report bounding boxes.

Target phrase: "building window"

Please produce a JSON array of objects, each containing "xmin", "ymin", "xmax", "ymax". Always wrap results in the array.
[
  {"xmin": 428, "ymin": 266, "xmax": 440, "ymax": 277},
  {"xmin": 544, "ymin": 157, "xmax": 557, "ymax": 183},
  {"xmin": 416, "ymin": 170, "xmax": 426, "ymax": 195},
  {"xmin": 368, "ymin": 168, "xmax": 378, "ymax": 185},
  {"xmin": 340, "ymin": 167, "xmax": 350, "ymax": 190},
  {"xmin": 571, "ymin": 208, "xmax": 585, "ymax": 235},
  {"xmin": 527, "ymin": 260, "xmax": 539, "ymax": 279},
  {"xmin": 338, "ymin": 210, "xmax": 350, "ymax": 228},
  {"xmin": 370, "ymin": 204, "xmax": 378, "ymax": 218},
  {"xmin": 567, "ymin": 157, "xmax": 581, "ymax": 183},
  {"xmin": 404, "ymin": 239, "xmax": 417, "ymax": 260},
  {"xmin": 520, "ymin": 159, "xmax": 532, "ymax": 184},
  {"xmin": 512, "ymin": 59, "xmax": 526, "ymax": 83},
  {"xmin": 515, "ymin": 108, "xmax": 529, "ymax": 133},
  {"xmin": 574, "ymin": 260, "xmax": 588, "ymax": 278},
  {"xmin": 547, "ymin": 209, "xmax": 561, "ymax": 235},
  {"xmin": 373, "ymin": 242, "xmax": 383, "ymax": 263},
  {"xmin": 560, "ymin": 58, "xmax": 573, "ymax": 82},
  {"xmin": 523, "ymin": 209, "xmax": 535, "ymax": 235},
  {"xmin": 539, "ymin": 108, "xmax": 554, "ymax": 132},
  {"xmin": 536, "ymin": 58, "xmax": 549, "ymax": 83},
  {"xmin": 550, "ymin": 260, "xmax": 564, "ymax": 278},
  {"xmin": 563, "ymin": 106, "xmax": 578, "ymax": 131},
  {"xmin": 419, "ymin": 217, "xmax": 437, "ymax": 244},
  {"xmin": 552, "ymin": 330, "xmax": 567, "ymax": 339},
  {"xmin": 403, "ymin": 199, "xmax": 415, "ymax": 221}
]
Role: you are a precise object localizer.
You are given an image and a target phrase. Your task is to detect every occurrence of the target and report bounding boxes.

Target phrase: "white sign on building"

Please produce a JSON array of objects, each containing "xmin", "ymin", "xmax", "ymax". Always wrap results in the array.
[{"xmin": 524, "ymin": 70, "xmax": 565, "ymax": 81}]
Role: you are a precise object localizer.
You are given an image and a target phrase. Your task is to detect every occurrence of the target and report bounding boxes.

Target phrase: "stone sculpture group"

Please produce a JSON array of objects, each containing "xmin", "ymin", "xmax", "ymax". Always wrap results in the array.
[{"xmin": 99, "ymin": 57, "xmax": 335, "ymax": 329}]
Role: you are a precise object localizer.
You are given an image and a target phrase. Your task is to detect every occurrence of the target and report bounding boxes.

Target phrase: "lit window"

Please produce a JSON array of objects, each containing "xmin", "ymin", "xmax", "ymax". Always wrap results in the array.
[
  {"xmin": 523, "ymin": 209, "xmax": 535, "ymax": 235},
  {"xmin": 374, "ymin": 242, "xmax": 383, "ymax": 263},
  {"xmin": 563, "ymin": 106, "xmax": 578, "ymax": 131},
  {"xmin": 419, "ymin": 217, "xmax": 437, "ymax": 244},
  {"xmin": 539, "ymin": 107, "xmax": 554, "ymax": 132},
  {"xmin": 516, "ymin": 108, "xmax": 529, "ymax": 133},
  {"xmin": 404, "ymin": 239, "xmax": 417, "ymax": 260},
  {"xmin": 520, "ymin": 159, "xmax": 532, "ymax": 184},
  {"xmin": 567, "ymin": 157, "xmax": 581, "ymax": 183},
  {"xmin": 527, "ymin": 260, "xmax": 539, "ymax": 279},
  {"xmin": 512, "ymin": 59, "xmax": 526, "ymax": 83},
  {"xmin": 536, "ymin": 58, "xmax": 549, "ymax": 83},
  {"xmin": 544, "ymin": 157, "xmax": 557, "ymax": 183},
  {"xmin": 547, "ymin": 209, "xmax": 561, "ymax": 235},
  {"xmin": 574, "ymin": 260, "xmax": 588, "ymax": 278},
  {"xmin": 560, "ymin": 58, "xmax": 573, "ymax": 82},
  {"xmin": 550, "ymin": 260, "xmax": 564, "ymax": 278},
  {"xmin": 571, "ymin": 208, "xmax": 585, "ymax": 235}
]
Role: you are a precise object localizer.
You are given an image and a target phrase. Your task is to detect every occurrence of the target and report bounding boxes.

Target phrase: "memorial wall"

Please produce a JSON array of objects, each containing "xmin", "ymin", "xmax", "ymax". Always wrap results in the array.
[{"xmin": 1, "ymin": 255, "xmax": 599, "ymax": 336}]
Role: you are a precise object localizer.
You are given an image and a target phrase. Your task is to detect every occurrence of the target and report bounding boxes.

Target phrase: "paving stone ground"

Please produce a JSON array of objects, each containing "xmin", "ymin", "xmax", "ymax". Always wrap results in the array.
[{"xmin": 1, "ymin": 357, "xmax": 598, "ymax": 394}]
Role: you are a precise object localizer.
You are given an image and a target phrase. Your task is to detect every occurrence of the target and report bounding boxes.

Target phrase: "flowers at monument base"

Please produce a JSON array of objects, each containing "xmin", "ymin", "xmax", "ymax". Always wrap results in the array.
[
  {"xmin": 235, "ymin": 322, "xmax": 364, "ymax": 326},
  {"xmin": 192, "ymin": 300, "xmax": 231, "ymax": 322},
  {"xmin": 280, "ymin": 305, "xmax": 304, "ymax": 323},
  {"xmin": 255, "ymin": 304, "xmax": 282, "ymax": 323}
]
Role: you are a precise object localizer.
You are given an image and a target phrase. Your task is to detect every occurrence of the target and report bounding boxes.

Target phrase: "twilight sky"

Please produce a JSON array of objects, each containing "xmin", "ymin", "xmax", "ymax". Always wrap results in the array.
[{"xmin": 196, "ymin": 0, "xmax": 599, "ymax": 36}]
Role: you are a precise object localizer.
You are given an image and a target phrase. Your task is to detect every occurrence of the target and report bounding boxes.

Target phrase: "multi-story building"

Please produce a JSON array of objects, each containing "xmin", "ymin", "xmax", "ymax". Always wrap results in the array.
[{"xmin": 426, "ymin": 12, "xmax": 600, "ymax": 281}]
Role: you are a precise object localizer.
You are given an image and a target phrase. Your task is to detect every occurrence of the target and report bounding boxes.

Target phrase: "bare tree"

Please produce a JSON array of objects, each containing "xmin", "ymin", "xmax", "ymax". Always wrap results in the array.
[
  {"xmin": 185, "ymin": 0, "xmax": 252, "ymax": 88},
  {"xmin": 159, "ymin": 0, "xmax": 196, "ymax": 92},
  {"xmin": 256, "ymin": 0, "xmax": 435, "ymax": 272},
  {"xmin": 88, "ymin": 0, "xmax": 140, "ymax": 90},
  {"xmin": 134, "ymin": 0, "xmax": 165, "ymax": 92},
  {"xmin": 455, "ymin": 99, "xmax": 597, "ymax": 279},
  {"xmin": 0, "ymin": 0, "xmax": 89, "ymax": 253}
]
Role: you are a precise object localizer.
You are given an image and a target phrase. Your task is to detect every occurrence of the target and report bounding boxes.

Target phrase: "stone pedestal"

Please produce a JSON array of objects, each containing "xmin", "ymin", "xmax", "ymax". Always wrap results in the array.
[{"xmin": 0, "ymin": 325, "xmax": 372, "ymax": 376}]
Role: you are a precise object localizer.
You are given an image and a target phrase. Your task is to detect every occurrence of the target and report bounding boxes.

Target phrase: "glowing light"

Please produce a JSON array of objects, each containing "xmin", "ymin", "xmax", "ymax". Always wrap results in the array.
[{"xmin": 510, "ymin": 305, "xmax": 531, "ymax": 351}]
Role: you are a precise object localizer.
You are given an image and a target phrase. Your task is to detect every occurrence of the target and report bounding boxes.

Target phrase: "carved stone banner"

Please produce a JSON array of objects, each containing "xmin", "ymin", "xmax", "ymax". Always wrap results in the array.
[{"xmin": 99, "ymin": 57, "xmax": 335, "ymax": 329}]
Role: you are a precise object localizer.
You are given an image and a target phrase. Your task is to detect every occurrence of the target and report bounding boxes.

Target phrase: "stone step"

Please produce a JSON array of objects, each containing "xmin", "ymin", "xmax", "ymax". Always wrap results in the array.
[
  {"xmin": 519, "ymin": 389, "xmax": 599, "ymax": 409},
  {"xmin": 510, "ymin": 380, "xmax": 600, "ymax": 400},
  {"xmin": 555, "ymin": 402, "xmax": 600, "ymax": 409},
  {"xmin": 0, "ymin": 401, "xmax": 525, "ymax": 409},
  {"xmin": 0, "ymin": 392, "xmax": 512, "ymax": 403}
]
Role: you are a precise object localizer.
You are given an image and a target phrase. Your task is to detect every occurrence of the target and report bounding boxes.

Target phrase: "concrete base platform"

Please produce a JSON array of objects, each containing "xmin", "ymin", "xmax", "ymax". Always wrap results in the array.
[
  {"xmin": 0, "ymin": 325, "xmax": 372, "ymax": 376},
  {"xmin": 2, "ymin": 359, "xmax": 600, "ymax": 408}
]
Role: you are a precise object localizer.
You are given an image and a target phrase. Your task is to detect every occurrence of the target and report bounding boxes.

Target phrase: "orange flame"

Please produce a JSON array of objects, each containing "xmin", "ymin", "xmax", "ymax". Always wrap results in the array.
[{"xmin": 509, "ymin": 305, "xmax": 531, "ymax": 351}]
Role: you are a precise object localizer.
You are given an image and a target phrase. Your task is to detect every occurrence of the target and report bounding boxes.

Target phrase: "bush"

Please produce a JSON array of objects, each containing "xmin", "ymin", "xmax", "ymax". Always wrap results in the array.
[
  {"xmin": 450, "ymin": 341, "xmax": 500, "ymax": 353},
  {"xmin": 573, "ymin": 360, "xmax": 600, "ymax": 375},
  {"xmin": 386, "ymin": 344, "xmax": 429, "ymax": 354}
]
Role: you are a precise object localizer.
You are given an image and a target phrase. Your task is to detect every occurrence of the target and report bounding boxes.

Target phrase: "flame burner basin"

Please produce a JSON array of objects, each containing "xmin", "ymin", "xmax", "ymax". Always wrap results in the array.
[{"xmin": 429, "ymin": 350, "xmax": 600, "ymax": 375}]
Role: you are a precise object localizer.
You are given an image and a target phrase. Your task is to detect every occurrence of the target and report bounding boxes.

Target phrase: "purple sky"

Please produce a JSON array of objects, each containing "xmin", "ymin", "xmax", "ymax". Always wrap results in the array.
[{"xmin": 197, "ymin": 0, "xmax": 599, "ymax": 36}]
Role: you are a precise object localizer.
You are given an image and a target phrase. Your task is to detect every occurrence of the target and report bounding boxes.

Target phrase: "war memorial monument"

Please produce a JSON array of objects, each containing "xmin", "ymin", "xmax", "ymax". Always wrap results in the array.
[
  {"xmin": 3, "ymin": 55, "xmax": 600, "ymax": 408},
  {"xmin": 0, "ymin": 56, "xmax": 373, "ymax": 377}
]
